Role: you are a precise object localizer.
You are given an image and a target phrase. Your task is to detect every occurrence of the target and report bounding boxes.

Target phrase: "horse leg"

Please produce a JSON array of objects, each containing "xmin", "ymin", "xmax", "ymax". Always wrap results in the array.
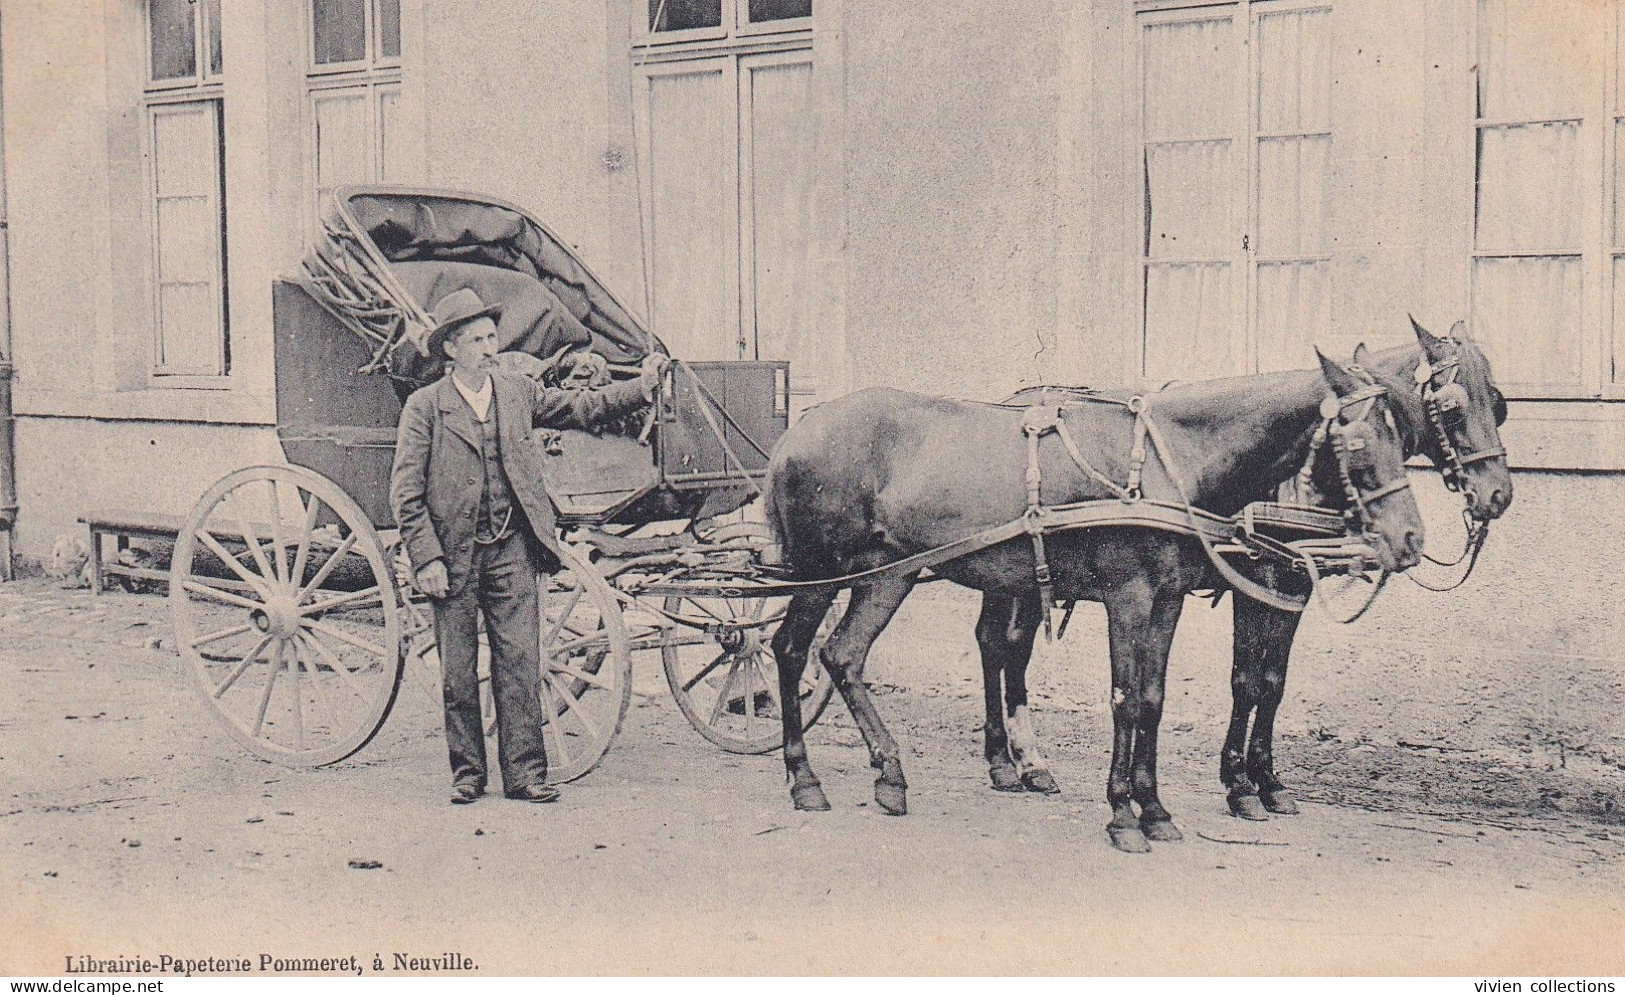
[
  {"xmin": 997, "ymin": 594, "xmax": 1059, "ymax": 794},
  {"xmin": 976, "ymin": 595, "xmax": 1021, "ymax": 792},
  {"xmin": 772, "ymin": 589, "xmax": 840, "ymax": 812},
  {"xmin": 1224, "ymin": 596, "xmax": 1271, "ymax": 821},
  {"xmin": 1127, "ymin": 594, "xmax": 1185, "ymax": 843},
  {"xmin": 1227, "ymin": 595, "xmax": 1301, "ymax": 819},
  {"xmin": 820, "ymin": 576, "xmax": 916, "ymax": 815},
  {"xmin": 1101, "ymin": 583, "xmax": 1156, "ymax": 853},
  {"xmin": 1248, "ymin": 643, "xmax": 1300, "ymax": 815}
]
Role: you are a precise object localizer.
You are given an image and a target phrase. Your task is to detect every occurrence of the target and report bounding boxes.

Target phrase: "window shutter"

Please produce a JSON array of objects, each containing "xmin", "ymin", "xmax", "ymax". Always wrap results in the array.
[{"xmin": 151, "ymin": 101, "xmax": 227, "ymax": 377}]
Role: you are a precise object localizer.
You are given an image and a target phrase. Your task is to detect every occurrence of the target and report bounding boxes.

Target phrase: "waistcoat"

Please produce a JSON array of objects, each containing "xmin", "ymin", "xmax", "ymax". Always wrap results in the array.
[{"xmin": 474, "ymin": 406, "xmax": 517, "ymax": 544}]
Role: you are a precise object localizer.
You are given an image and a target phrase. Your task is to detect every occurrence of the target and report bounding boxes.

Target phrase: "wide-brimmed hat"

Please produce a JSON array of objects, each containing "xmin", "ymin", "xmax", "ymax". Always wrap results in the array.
[{"xmin": 424, "ymin": 288, "xmax": 504, "ymax": 356}]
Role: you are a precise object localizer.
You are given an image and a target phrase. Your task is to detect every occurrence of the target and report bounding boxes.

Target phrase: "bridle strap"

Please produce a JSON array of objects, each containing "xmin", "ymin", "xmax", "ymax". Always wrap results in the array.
[
  {"xmin": 1457, "ymin": 446, "xmax": 1507, "ymax": 467},
  {"xmin": 1358, "ymin": 476, "xmax": 1412, "ymax": 504}
]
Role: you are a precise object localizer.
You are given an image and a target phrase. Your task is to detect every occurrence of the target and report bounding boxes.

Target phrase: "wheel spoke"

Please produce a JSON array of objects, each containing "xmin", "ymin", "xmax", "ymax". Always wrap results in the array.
[
  {"xmin": 291, "ymin": 635, "xmax": 341, "ymax": 729},
  {"xmin": 302, "ymin": 619, "xmax": 387, "ymax": 664},
  {"xmin": 194, "ymin": 529, "xmax": 273, "ymax": 598},
  {"xmin": 297, "ymin": 532, "xmax": 359, "ymax": 602},
  {"xmin": 287, "ymin": 640, "xmax": 306, "ymax": 751},
  {"xmin": 265, "ymin": 480, "xmax": 288, "ymax": 585},
  {"xmin": 680, "ymin": 649, "xmax": 732, "ymax": 694},
  {"xmin": 299, "ymin": 585, "xmax": 383, "ymax": 620},
  {"xmin": 541, "ymin": 586, "xmax": 585, "ymax": 647},
  {"xmin": 251, "ymin": 640, "xmax": 284, "ymax": 739},
  {"xmin": 707, "ymin": 658, "xmax": 743, "ymax": 728},
  {"xmin": 230, "ymin": 494, "xmax": 277, "ymax": 589},
  {"xmin": 548, "ymin": 657, "xmax": 615, "ymax": 691},
  {"xmin": 289, "ymin": 491, "xmax": 322, "ymax": 591},
  {"xmin": 181, "ymin": 579, "xmax": 267, "ymax": 613},
  {"xmin": 296, "ymin": 629, "xmax": 368, "ymax": 701},
  {"xmin": 213, "ymin": 634, "xmax": 272, "ymax": 699},
  {"xmin": 736, "ymin": 657, "xmax": 758, "ymax": 737},
  {"xmin": 543, "ymin": 671, "xmax": 601, "ymax": 742},
  {"xmin": 683, "ymin": 597, "xmax": 730, "ymax": 625},
  {"xmin": 190, "ymin": 620, "xmax": 256, "ymax": 650},
  {"xmin": 538, "ymin": 686, "xmax": 575, "ymax": 768},
  {"xmin": 550, "ymin": 629, "xmax": 613, "ymax": 657},
  {"xmin": 749, "ymin": 651, "xmax": 779, "ymax": 707}
]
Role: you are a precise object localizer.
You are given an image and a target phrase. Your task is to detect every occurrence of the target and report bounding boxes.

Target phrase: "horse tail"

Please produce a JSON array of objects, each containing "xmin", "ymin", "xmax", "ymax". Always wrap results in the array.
[{"xmin": 762, "ymin": 456, "xmax": 791, "ymax": 572}]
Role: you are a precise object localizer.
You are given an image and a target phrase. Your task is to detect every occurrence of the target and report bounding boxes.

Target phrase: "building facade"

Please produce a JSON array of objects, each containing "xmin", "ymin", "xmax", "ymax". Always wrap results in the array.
[{"xmin": 2, "ymin": 2, "xmax": 1622, "ymax": 761}]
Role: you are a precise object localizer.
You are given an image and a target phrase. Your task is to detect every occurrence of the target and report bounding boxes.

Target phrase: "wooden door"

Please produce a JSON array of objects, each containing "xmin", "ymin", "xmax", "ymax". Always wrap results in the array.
[
  {"xmin": 1138, "ymin": 1, "xmax": 1332, "ymax": 381},
  {"xmin": 637, "ymin": 57, "xmax": 741, "ymax": 361},
  {"xmin": 739, "ymin": 51, "xmax": 817, "ymax": 402}
]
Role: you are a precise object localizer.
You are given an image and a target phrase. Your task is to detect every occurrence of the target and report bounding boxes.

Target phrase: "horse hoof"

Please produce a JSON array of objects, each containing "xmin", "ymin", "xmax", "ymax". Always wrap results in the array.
[
  {"xmin": 791, "ymin": 783, "xmax": 831, "ymax": 812},
  {"xmin": 1228, "ymin": 794, "xmax": 1270, "ymax": 821},
  {"xmin": 1107, "ymin": 825, "xmax": 1152, "ymax": 854},
  {"xmin": 875, "ymin": 780, "xmax": 908, "ymax": 816},
  {"xmin": 1261, "ymin": 789, "xmax": 1299, "ymax": 815},
  {"xmin": 1021, "ymin": 769, "xmax": 1061, "ymax": 795},
  {"xmin": 1141, "ymin": 819, "xmax": 1184, "ymax": 843},
  {"xmin": 989, "ymin": 765, "xmax": 1023, "ymax": 792}
]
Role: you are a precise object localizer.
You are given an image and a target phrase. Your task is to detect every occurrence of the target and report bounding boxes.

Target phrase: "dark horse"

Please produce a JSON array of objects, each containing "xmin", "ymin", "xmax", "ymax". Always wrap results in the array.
[
  {"xmin": 974, "ymin": 319, "xmax": 1513, "ymax": 818},
  {"xmin": 765, "ymin": 351, "xmax": 1426, "ymax": 852}
]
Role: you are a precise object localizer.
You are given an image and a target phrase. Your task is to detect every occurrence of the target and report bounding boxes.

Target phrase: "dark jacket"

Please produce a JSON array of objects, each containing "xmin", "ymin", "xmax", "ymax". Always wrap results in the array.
[{"xmin": 389, "ymin": 371, "xmax": 646, "ymax": 596}]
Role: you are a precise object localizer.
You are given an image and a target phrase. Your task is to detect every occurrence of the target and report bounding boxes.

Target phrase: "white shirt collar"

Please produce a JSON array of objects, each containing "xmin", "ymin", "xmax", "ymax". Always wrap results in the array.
[{"xmin": 450, "ymin": 371, "xmax": 493, "ymax": 423}]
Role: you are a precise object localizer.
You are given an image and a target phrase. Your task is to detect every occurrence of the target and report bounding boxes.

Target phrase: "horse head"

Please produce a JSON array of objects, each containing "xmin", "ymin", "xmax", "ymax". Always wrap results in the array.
[
  {"xmin": 1316, "ymin": 348, "xmax": 1425, "ymax": 573},
  {"xmin": 1363, "ymin": 317, "xmax": 1513, "ymax": 521}
]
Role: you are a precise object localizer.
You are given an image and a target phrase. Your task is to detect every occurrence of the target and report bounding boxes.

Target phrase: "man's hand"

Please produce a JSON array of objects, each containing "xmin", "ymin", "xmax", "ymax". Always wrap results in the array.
[
  {"xmin": 640, "ymin": 352, "xmax": 670, "ymax": 401},
  {"xmin": 414, "ymin": 560, "xmax": 449, "ymax": 599}
]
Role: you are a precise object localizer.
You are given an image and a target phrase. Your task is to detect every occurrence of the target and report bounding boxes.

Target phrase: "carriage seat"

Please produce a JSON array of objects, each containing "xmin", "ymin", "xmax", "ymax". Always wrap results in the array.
[{"xmin": 391, "ymin": 259, "xmax": 594, "ymax": 381}]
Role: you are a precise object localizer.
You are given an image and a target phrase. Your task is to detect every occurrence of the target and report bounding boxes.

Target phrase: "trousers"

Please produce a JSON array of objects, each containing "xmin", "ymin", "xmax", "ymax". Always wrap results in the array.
[{"xmin": 431, "ymin": 529, "xmax": 548, "ymax": 792}]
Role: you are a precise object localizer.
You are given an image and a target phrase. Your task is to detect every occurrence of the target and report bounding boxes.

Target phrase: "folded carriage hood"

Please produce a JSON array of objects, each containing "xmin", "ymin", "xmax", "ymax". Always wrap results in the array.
[{"xmin": 338, "ymin": 186, "xmax": 662, "ymax": 365}]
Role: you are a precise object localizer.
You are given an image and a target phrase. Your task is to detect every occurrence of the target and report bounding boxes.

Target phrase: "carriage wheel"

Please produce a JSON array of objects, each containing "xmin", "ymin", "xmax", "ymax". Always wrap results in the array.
[
  {"xmin": 399, "ymin": 542, "xmax": 632, "ymax": 785},
  {"xmin": 661, "ymin": 522, "xmax": 839, "ymax": 754},
  {"xmin": 170, "ymin": 465, "xmax": 403, "ymax": 767},
  {"xmin": 535, "ymin": 542, "xmax": 634, "ymax": 782}
]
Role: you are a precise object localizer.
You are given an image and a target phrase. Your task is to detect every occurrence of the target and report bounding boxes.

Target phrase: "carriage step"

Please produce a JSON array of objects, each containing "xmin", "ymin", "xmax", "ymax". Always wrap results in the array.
[{"xmin": 78, "ymin": 509, "xmax": 186, "ymax": 595}]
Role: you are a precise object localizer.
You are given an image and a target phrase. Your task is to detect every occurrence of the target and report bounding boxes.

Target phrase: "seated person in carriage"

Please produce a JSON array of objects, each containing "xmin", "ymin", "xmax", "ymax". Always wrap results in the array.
[{"xmin": 389, "ymin": 288, "xmax": 667, "ymax": 805}]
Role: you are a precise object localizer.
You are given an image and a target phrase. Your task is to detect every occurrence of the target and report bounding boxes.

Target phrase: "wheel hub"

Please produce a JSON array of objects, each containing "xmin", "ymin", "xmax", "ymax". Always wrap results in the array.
[
  {"xmin": 251, "ymin": 597, "xmax": 302, "ymax": 640},
  {"xmin": 718, "ymin": 626, "xmax": 761, "ymax": 655}
]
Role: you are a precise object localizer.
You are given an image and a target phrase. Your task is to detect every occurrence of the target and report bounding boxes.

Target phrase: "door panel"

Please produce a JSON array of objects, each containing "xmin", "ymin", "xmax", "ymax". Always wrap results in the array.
[
  {"xmin": 1140, "ymin": 12, "xmax": 1242, "ymax": 380},
  {"xmin": 641, "ymin": 62, "xmax": 738, "ymax": 360},
  {"xmin": 1144, "ymin": 263, "xmax": 1238, "ymax": 380},
  {"xmin": 741, "ymin": 57, "xmax": 815, "ymax": 386}
]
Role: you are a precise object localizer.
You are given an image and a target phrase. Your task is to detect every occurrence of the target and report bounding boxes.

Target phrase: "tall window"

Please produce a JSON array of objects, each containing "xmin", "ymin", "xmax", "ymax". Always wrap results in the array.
[
  {"xmin": 1137, "ymin": 1, "xmax": 1331, "ymax": 380},
  {"xmin": 1471, "ymin": 0, "xmax": 1623, "ymax": 398},
  {"xmin": 307, "ymin": 0, "xmax": 402, "ymax": 218},
  {"xmin": 634, "ymin": 0, "xmax": 818, "ymax": 396},
  {"xmin": 145, "ymin": 0, "xmax": 229, "ymax": 380}
]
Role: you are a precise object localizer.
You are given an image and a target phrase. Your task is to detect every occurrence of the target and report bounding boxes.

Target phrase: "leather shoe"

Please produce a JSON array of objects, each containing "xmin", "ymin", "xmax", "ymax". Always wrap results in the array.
[
  {"xmin": 450, "ymin": 783, "xmax": 483, "ymax": 805},
  {"xmin": 505, "ymin": 784, "xmax": 560, "ymax": 804}
]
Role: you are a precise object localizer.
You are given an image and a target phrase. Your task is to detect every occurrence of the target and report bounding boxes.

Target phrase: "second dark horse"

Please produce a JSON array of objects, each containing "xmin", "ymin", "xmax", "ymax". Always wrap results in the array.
[
  {"xmin": 765, "ymin": 351, "xmax": 1426, "ymax": 852},
  {"xmin": 979, "ymin": 319, "xmax": 1513, "ymax": 820}
]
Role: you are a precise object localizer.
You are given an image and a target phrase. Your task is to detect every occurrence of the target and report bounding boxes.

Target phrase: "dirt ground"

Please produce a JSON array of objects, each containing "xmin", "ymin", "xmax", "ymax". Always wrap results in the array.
[{"xmin": 2, "ymin": 576, "xmax": 1622, "ymax": 977}]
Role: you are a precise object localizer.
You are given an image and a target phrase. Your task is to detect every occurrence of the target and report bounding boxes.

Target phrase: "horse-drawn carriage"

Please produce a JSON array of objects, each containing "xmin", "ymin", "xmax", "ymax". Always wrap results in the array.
[
  {"xmin": 170, "ymin": 185, "xmax": 1509, "ymax": 850},
  {"xmin": 169, "ymin": 185, "xmax": 837, "ymax": 779}
]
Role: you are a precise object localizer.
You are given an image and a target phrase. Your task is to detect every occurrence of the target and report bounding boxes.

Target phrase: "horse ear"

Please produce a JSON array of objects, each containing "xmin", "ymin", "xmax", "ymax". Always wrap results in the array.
[
  {"xmin": 1353, "ymin": 342, "xmax": 1373, "ymax": 365},
  {"xmin": 1447, "ymin": 319, "xmax": 1470, "ymax": 342},
  {"xmin": 1316, "ymin": 347, "xmax": 1361, "ymax": 396},
  {"xmin": 1412, "ymin": 314, "xmax": 1451, "ymax": 362}
]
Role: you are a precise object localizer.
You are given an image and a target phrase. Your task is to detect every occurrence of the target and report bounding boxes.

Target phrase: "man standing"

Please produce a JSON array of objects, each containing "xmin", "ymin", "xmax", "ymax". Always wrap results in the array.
[{"xmin": 390, "ymin": 288, "xmax": 666, "ymax": 805}]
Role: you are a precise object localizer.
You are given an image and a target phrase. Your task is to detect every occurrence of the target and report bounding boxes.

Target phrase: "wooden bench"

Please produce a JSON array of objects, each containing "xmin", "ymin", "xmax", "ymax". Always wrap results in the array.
[{"xmin": 79, "ymin": 509, "xmax": 184, "ymax": 594}]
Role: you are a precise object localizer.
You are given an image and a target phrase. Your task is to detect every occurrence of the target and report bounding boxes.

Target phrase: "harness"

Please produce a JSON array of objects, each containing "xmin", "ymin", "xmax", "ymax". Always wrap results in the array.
[
  {"xmin": 638, "ymin": 381, "xmax": 1415, "ymax": 623},
  {"xmin": 1018, "ymin": 377, "xmax": 1409, "ymax": 634}
]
